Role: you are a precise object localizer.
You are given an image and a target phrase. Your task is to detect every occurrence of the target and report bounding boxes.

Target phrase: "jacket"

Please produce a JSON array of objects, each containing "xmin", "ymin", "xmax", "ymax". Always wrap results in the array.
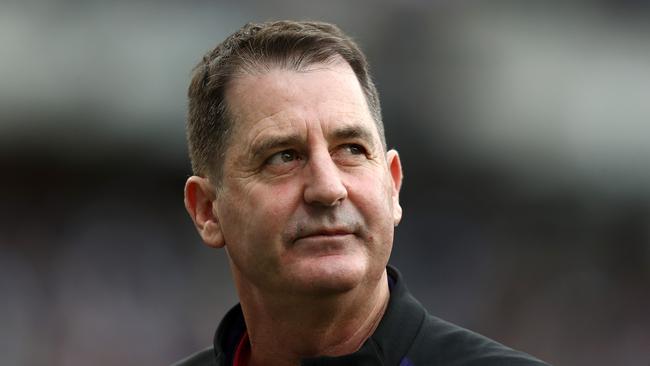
[{"xmin": 173, "ymin": 266, "xmax": 549, "ymax": 365}]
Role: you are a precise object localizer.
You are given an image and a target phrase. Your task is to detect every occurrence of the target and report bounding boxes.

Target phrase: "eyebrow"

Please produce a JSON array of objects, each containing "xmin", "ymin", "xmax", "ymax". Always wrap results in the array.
[
  {"xmin": 250, "ymin": 134, "xmax": 303, "ymax": 161},
  {"xmin": 329, "ymin": 125, "xmax": 376, "ymax": 148},
  {"xmin": 249, "ymin": 124, "xmax": 377, "ymax": 161}
]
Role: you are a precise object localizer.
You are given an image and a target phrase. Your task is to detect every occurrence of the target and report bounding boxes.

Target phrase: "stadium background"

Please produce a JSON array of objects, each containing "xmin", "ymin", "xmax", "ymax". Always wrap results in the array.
[{"xmin": 1, "ymin": 0, "xmax": 649, "ymax": 365}]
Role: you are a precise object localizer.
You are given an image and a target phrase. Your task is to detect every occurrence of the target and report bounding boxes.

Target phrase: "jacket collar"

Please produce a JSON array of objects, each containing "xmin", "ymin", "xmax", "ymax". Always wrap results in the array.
[{"xmin": 213, "ymin": 265, "xmax": 425, "ymax": 365}]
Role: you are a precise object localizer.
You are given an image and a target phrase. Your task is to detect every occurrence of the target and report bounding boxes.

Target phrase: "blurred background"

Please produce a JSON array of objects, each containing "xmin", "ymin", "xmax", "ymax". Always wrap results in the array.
[{"xmin": 1, "ymin": 0, "xmax": 649, "ymax": 364}]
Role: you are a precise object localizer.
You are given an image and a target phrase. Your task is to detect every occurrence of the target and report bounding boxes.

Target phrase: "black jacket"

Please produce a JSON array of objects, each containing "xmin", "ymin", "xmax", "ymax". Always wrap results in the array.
[{"xmin": 173, "ymin": 266, "xmax": 549, "ymax": 366}]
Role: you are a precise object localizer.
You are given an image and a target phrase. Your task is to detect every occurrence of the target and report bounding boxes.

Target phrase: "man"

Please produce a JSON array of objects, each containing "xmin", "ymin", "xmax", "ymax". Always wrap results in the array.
[{"xmin": 176, "ymin": 20, "xmax": 548, "ymax": 366}]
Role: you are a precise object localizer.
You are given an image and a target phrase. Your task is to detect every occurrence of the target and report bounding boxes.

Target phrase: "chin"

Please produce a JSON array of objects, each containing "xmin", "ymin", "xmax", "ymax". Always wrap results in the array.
[{"xmin": 289, "ymin": 255, "xmax": 370, "ymax": 295}]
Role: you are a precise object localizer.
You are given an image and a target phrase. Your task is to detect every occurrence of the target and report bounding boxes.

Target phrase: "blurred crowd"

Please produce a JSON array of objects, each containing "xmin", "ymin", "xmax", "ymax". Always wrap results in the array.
[{"xmin": 1, "ymin": 1, "xmax": 649, "ymax": 365}]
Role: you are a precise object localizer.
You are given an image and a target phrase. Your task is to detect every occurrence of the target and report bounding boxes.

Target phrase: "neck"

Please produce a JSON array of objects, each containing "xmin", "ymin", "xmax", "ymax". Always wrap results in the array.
[{"xmin": 234, "ymin": 270, "xmax": 390, "ymax": 366}]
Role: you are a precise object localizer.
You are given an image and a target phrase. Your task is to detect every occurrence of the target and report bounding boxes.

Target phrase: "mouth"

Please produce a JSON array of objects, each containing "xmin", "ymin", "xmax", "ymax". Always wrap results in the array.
[{"xmin": 293, "ymin": 227, "xmax": 356, "ymax": 243}]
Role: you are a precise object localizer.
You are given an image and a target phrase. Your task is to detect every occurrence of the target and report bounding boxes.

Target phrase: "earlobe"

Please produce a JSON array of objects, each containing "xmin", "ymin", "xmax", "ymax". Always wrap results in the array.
[
  {"xmin": 184, "ymin": 176, "xmax": 225, "ymax": 248},
  {"xmin": 386, "ymin": 150, "xmax": 403, "ymax": 226}
]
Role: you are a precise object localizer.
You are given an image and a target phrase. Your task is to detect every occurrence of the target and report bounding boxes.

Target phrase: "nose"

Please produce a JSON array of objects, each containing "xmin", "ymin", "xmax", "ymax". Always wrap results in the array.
[{"xmin": 303, "ymin": 150, "xmax": 348, "ymax": 206}]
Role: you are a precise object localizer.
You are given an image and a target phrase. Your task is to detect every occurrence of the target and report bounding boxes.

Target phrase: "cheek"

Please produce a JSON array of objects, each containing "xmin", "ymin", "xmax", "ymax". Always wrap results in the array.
[
  {"xmin": 235, "ymin": 181, "xmax": 302, "ymax": 241},
  {"xmin": 256, "ymin": 182, "xmax": 300, "ymax": 216},
  {"xmin": 349, "ymin": 171, "xmax": 394, "ymax": 212},
  {"xmin": 347, "ymin": 174, "xmax": 396, "ymax": 265}
]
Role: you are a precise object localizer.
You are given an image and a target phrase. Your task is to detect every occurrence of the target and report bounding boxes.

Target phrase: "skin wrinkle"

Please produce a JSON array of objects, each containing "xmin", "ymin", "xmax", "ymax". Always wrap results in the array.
[
  {"xmin": 185, "ymin": 57, "xmax": 403, "ymax": 366},
  {"xmin": 224, "ymin": 71, "xmax": 380, "ymax": 185},
  {"xmin": 188, "ymin": 23, "xmax": 388, "ymax": 183},
  {"xmin": 219, "ymin": 60, "xmax": 396, "ymax": 287},
  {"xmin": 226, "ymin": 63, "xmax": 372, "ymax": 138},
  {"xmin": 247, "ymin": 124, "xmax": 378, "ymax": 167}
]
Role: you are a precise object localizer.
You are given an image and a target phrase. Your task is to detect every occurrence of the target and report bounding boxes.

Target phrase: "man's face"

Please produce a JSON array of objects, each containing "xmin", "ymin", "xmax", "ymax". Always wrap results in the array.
[{"xmin": 208, "ymin": 60, "xmax": 402, "ymax": 296}]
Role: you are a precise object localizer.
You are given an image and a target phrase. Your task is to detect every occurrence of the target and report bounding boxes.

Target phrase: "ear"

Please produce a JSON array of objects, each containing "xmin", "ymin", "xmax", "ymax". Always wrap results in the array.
[
  {"xmin": 386, "ymin": 150, "xmax": 403, "ymax": 226},
  {"xmin": 184, "ymin": 176, "xmax": 225, "ymax": 249}
]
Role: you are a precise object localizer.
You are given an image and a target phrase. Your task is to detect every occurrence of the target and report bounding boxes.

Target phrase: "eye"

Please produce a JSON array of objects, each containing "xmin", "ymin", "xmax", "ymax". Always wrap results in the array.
[
  {"xmin": 266, "ymin": 150, "xmax": 300, "ymax": 166},
  {"xmin": 344, "ymin": 144, "xmax": 366, "ymax": 155},
  {"xmin": 332, "ymin": 143, "xmax": 369, "ymax": 165}
]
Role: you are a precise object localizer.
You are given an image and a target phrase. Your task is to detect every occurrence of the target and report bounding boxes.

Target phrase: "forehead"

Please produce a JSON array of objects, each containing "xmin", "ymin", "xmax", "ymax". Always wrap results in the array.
[{"xmin": 223, "ymin": 60, "xmax": 378, "ymax": 147}]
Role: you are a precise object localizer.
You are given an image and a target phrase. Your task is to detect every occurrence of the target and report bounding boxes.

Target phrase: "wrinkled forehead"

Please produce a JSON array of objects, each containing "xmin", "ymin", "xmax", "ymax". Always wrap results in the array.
[{"xmin": 223, "ymin": 59, "xmax": 377, "ymax": 144}]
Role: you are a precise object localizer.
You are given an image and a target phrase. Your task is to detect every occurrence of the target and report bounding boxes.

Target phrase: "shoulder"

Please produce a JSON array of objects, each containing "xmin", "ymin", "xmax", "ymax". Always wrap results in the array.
[
  {"xmin": 171, "ymin": 346, "xmax": 219, "ymax": 366},
  {"xmin": 378, "ymin": 266, "xmax": 550, "ymax": 365},
  {"xmin": 404, "ymin": 314, "xmax": 550, "ymax": 366}
]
